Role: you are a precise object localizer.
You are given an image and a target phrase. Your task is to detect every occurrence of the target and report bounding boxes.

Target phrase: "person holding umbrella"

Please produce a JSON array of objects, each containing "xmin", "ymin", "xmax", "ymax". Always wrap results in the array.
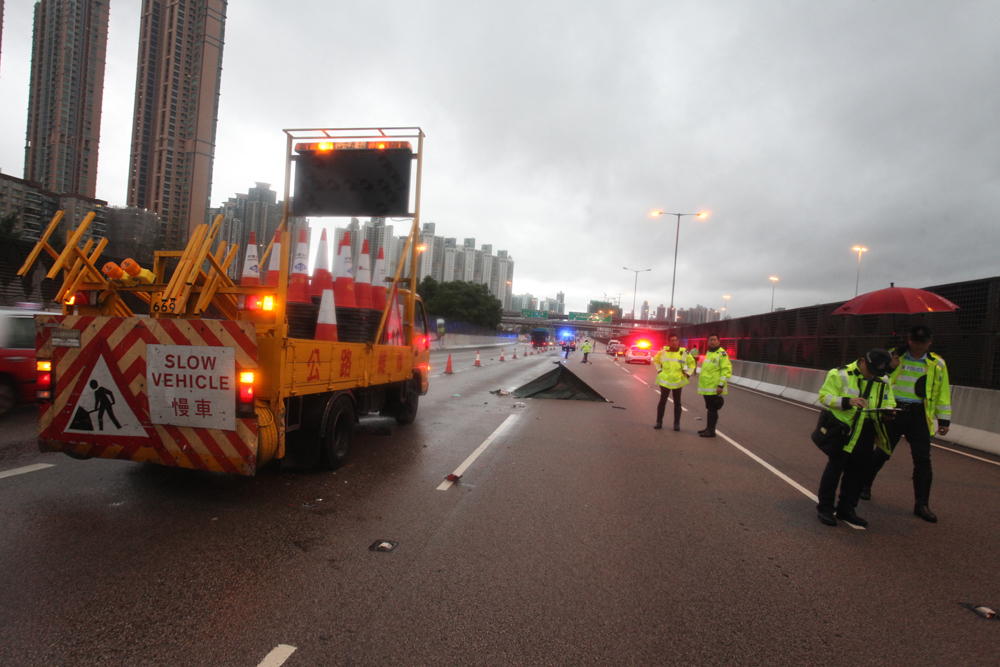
[{"xmin": 860, "ymin": 325, "xmax": 951, "ymax": 522}]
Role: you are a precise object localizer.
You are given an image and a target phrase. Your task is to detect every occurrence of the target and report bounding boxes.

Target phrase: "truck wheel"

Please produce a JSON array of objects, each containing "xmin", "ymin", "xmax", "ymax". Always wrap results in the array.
[
  {"xmin": 0, "ymin": 378, "xmax": 17, "ymax": 417},
  {"xmin": 321, "ymin": 398, "xmax": 355, "ymax": 469},
  {"xmin": 394, "ymin": 381, "xmax": 419, "ymax": 426}
]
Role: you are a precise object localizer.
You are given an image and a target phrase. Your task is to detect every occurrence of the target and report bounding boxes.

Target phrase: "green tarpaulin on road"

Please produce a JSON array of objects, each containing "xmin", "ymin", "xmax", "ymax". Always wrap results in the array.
[{"xmin": 511, "ymin": 364, "xmax": 608, "ymax": 401}]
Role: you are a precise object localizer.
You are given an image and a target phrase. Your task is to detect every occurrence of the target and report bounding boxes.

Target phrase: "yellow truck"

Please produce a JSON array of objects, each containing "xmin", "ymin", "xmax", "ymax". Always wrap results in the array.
[{"xmin": 20, "ymin": 127, "xmax": 431, "ymax": 474}]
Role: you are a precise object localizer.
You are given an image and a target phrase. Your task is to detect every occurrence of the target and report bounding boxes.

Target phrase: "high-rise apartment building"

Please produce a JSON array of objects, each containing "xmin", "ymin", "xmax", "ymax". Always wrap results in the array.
[
  {"xmin": 127, "ymin": 0, "xmax": 228, "ymax": 249},
  {"xmin": 24, "ymin": 0, "xmax": 109, "ymax": 199}
]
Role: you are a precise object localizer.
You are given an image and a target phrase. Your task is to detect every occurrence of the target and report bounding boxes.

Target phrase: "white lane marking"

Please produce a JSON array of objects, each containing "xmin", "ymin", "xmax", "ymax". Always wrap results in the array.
[
  {"xmin": 437, "ymin": 415, "xmax": 518, "ymax": 491},
  {"xmin": 257, "ymin": 645, "xmax": 296, "ymax": 667},
  {"xmin": 0, "ymin": 463, "xmax": 55, "ymax": 480},
  {"xmin": 716, "ymin": 430, "xmax": 866, "ymax": 531},
  {"xmin": 731, "ymin": 386, "xmax": 999, "ymax": 466},
  {"xmin": 930, "ymin": 443, "xmax": 1000, "ymax": 466},
  {"xmin": 630, "ymin": 375, "xmax": 648, "ymax": 386}
]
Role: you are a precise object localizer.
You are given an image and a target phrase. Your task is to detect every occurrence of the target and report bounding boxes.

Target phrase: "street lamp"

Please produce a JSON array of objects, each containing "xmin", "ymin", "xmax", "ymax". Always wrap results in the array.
[
  {"xmin": 722, "ymin": 294, "xmax": 730, "ymax": 317},
  {"xmin": 852, "ymin": 246, "xmax": 868, "ymax": 297},
  {"xmin": 623, "ymin": 267, "xmax": 651, "ymax": 323},
  {"xmin": 769, "ymin": 276, "xmax": 779, "ymax": 312},
  {"xmin": 651, "ymin": 210, "xmax": 709, "ymax": 316}
]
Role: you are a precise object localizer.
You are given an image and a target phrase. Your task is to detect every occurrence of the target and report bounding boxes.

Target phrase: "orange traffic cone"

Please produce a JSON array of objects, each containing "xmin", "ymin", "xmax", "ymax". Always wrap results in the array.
[
  {"xmin": 355, "ymin": 240, "xmax": 373, "ymax": 309},
  {"xmin": 265, "ymin": 229, "xmax": 282, "ymax": 286},
  {"xmin": 315, "ymin": 287, "xmax": 338, "ymax": 341},
  {"xmin": 287, "ymin": 229, "xmax": 312, "ymax": 303},
  {"xmin": 333, "ymin": 234, "xmax": 357, "ymax": 308},
  {"xmin": 512, "ymin": 349, "xmax": 517, "ymax": 359},
  {"xmin": 500, "ymin": 348, "xmax": 506, "ymax": 361},
  {"xmin": 241, "ymin": 231, "xmax": 260, "ymax": 286},
  {"xmin": 371, "ymin": 246, "xmax": 387, "ymax": 311},
  {"xmin": 474, "ymin": 351, "xmax": 481, "ymax": 367},
  {"xmin": 310, "ymin": 228, "xmax": 332, "ymax": 299},
  {"xmin": 445, "ymin": 354, "xmax": 453, "ymax": 374}
]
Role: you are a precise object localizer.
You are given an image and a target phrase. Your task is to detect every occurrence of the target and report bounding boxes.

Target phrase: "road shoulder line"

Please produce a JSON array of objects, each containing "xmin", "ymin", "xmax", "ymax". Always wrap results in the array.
[{"xmin": 0, "ymin": 463, "xmax": 55, "ymax": 480}]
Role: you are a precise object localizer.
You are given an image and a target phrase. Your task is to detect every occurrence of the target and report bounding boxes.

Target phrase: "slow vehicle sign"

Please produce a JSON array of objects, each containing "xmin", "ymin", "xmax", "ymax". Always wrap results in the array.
[{"xmin": 146, "ymin": 345, "xmax": 236, "ymax": 431}]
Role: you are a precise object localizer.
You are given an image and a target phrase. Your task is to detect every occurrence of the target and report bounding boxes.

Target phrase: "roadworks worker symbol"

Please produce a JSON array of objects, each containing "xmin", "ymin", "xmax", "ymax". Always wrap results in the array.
[{"xmin": 64, "ymin": 351, "xmax": 149, "ymax": 438}]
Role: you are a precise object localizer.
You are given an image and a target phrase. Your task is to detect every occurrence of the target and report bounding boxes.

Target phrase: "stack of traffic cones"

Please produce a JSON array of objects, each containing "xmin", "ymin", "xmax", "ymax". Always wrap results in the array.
[
  {"xmin": 241, "ymin": 232, "xmax": 260, "ymax": 286},
  {"xmin": 265, "ymin": 229, "xmax": 282, "ymax": 287},
  {"xmin": 310, "ymin": 229, "xmax": 333, "ymax": 301},
  {"xmin": 315, "ymin": 287, "xmax": 338, "ymax": 341},
  {"xmin": 287, "ymin": 229, "xmax": 312, "ymax": 303},
  {"xmin": 371, "ymin": 247, "xmax": 387, "ymax": 311},
  {"xmin": 355, "ymin": 240, "xmax": 373, "ymax": 309},
  {"xmin": 333, "ymin": 234, "xmax": 356, "ymax": 308}
]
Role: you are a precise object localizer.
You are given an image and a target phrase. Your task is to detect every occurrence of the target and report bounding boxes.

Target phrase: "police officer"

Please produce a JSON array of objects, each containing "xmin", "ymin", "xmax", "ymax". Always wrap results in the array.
[
  {"xmin": 580, "ymin": 339, "xmax": 593, "ymax": 362},
  {"xmin": 861, "ymin": 325, "xmax": 951, "ymax": 522},
  {"xmin": 697, "ymin": 334, "xmax": 732, "ymax": 438},
  {"xmin": 816, "ymin": 349, "xmax": 896, "ymax": 527},
  {"xmin": 652, "ymin": 332, "xmax": 697, "ymax": 431}
]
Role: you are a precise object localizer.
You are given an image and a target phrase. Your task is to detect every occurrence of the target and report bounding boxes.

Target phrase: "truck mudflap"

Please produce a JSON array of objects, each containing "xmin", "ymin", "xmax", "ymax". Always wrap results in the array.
[{"xmin": 36, "ymin": 315, "xmax": 260, "ymax": 475}]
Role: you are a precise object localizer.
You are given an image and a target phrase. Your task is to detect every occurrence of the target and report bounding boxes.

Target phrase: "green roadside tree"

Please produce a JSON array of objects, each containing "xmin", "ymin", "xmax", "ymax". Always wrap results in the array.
[{"xmin": 418, "ymin": 276, "xmax": 503, "ymax": 330}]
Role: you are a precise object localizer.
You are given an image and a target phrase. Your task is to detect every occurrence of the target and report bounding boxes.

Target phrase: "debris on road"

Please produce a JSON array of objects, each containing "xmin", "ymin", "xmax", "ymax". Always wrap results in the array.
[
  {"xmin": 489, "ymin": 389, "xmax": 510, "ymax": 396},
  {"xmin": 513, "ymin": 402, "xmax": 526, "ymax": 408},
  {"xmin": 446, "ymin": 473, "xmax": 462, "ymax": 482}
]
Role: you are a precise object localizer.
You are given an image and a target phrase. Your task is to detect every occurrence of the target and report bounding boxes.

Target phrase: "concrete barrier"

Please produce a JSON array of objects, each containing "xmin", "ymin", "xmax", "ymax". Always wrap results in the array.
[
  {"xmin": 724, "ymin": 359, "xmax": 1000, "ymax": 458},
  {"xmin": 756, "ymin": 364, "xmax": 789, "ymax": 396},
  {"xmin": 735, "ymin": 361, "xmax": 764, "ymax": 390},
  {"xmin": 781, "ymin": 366, "xmax": 828, "ymax": 406},
  {"xmin": 438, "ymin": 334, "xmax": 518, "ymax": 350}
]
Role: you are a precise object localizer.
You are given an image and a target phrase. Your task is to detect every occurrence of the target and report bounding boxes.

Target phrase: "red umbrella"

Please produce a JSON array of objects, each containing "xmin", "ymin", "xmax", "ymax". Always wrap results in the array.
[{"xmin": 832, "ymin": 284, "xmax": 960, "ymax": 315}]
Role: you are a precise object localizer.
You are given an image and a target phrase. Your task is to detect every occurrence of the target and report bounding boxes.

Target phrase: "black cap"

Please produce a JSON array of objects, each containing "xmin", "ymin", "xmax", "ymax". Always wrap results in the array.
[
  {"xmin": 865, "ymin": 348, "xmax": 893, "ymax": 376},
  {"xmin": 910, "ymin": 325, "xmax": 932, "ymax": 342}
]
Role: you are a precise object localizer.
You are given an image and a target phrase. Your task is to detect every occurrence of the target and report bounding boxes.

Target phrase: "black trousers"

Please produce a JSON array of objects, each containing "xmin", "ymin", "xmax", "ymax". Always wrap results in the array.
[
  {"xmin": 656, "ymin": 387, "xmax": 683, "ymax": 425},
  {"xmin": 817, "ymin": 420, "xmax": 876, "ymax": 514},
  {"xmin": 702, "ymin": 394, "xmax": 724, "ymax": 432},
  {"xmin": 864, "ymin": 403, "xmax": 933, "ymax": 504},
  {"xmin": 582, "ymin": 352, "xmax": 589, "ymax": 362}
]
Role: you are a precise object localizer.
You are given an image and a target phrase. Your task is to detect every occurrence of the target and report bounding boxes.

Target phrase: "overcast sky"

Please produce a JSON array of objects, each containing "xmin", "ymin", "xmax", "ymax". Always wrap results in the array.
[{"xmin": 1, "ymin": 1, "xmax": 997, "ymax": 316}]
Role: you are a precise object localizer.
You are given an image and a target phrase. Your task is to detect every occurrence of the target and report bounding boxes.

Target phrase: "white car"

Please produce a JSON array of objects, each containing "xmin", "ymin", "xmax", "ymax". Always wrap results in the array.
[{"xmin": 624, "ymin": 345, "xmax": 652, "ymax": 364}]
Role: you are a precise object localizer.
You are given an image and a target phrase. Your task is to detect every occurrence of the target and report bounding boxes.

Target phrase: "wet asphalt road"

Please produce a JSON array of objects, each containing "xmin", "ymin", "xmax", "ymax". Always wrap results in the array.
[{"xmin": 1, "ymin": 344, "xmax": 998, "ymax": 666}]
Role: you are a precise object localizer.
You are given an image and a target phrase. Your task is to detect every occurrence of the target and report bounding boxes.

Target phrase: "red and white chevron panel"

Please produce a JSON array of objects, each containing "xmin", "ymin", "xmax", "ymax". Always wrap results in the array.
[{"xmin": 36, "ymin": 316, "xmax": 260, "ymax": 475}]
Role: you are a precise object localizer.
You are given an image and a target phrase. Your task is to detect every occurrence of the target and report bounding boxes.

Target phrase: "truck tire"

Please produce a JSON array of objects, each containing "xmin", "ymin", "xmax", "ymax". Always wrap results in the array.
[
  {"xmin": 321, "ymin": 397, "xmax": 355, "ymax": 469},
  {"xmin": 394, "ymin": 380, "xmax": 419, "ymax": 426}
]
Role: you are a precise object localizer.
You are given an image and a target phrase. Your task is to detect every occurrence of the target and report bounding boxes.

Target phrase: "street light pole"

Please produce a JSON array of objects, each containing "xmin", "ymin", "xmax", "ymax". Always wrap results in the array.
[
  {"xmin": 769, "ymin": 276, "xmax": 779, "ymax": 312},
  {"xmin": 852, "ymin": 246, "xmax": 868, "ymax": 297},
  {"xmin": 651, "ymin": 211, "xmax": 709, "ymax": 318},
  {"xmin": 722, "ymin": 294, "xmax": 730, "ymax": 318},
  {"xmin": 623, "ymin": 267, "xmax": 651, "ymax": 323}
]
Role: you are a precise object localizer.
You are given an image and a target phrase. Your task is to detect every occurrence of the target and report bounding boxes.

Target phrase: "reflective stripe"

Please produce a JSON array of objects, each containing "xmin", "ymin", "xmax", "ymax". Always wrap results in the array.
[
  {"xmin": 821, "ymin": 394, "xmax": 837, "ymax": 407},
  {"xmin": 936, "ymin": 404, "xmax": 951, "ymax": 411},
  {"xmin": 843, "ymin": 387, "xmax": 860, "ymax": 396}
]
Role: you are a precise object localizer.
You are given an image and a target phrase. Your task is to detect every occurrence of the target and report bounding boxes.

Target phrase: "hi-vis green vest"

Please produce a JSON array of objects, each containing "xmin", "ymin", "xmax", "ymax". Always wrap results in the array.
[
  {"xmin": 653, "ymin": 347, "xmax": 696, "ymax": 389},
  {"xmin": 581, "ymin": 341, "xmax": 593, "ymax": 353},
  {"xmin": 698, "ymin": 348, "xmax": 732, "ymax": 395},
  {"xmin": 818, "ymin": 361, "xmax": 896, "ymax": 453},
  {"xmin": 889, "ymin": 351, "xmax": 951, "ymax": 430}
]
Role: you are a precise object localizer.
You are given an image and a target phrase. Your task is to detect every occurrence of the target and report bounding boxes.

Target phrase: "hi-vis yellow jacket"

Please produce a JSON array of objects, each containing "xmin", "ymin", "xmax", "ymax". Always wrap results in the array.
[
  {"xmin": 653, "ymin": 347, "xmax": 697, "ymax": 389},
  {"xmin": 818, "ymin": 361, "xmax": 896, "ymax": 454},
  {"xmin": 698, "ymin": 348, "xmax": 732, "ymax": 395}
]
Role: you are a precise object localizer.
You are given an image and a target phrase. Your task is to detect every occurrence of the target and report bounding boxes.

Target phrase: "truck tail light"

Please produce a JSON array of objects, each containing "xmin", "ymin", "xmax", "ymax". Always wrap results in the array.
[
  {"xmin": 37, "ymin": 360, "xmax": 53, "ymax": 402},
  {"xmin": 237, "ymin": 371, "xmax": 254, "ymax": 417}
]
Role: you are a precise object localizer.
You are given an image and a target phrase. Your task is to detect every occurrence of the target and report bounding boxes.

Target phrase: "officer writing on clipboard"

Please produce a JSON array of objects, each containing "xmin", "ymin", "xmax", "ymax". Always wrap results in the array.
[{"xmin": 815, "ymin": 349, "xmax": 896, "ymax": 528}]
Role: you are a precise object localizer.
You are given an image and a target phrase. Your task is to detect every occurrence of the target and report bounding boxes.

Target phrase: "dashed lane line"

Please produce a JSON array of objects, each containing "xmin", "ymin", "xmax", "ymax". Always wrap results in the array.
[
  {"xmin": 715, "ymin": 429, "xmax": 866, "ymax": 531},
  {"xmin": 0, "ymin": 463, "xmax": 55, "ymax": 480},
  {"xmin": 730, "ymin": 384, "xmax": 1000, "ymax": 467},
  {"xmin": 257, "ymin": 645, "xmax": 296, "ymax": 667},
  {"xmin": 437, "ymin": 415, "xmax": 518, "ymax": 491}
]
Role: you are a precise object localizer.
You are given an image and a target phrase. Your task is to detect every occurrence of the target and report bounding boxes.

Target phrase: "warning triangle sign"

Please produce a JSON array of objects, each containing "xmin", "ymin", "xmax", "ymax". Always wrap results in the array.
[{"xmin": 54, "ymin": 339, "xmax": 153, "ymax": 441}]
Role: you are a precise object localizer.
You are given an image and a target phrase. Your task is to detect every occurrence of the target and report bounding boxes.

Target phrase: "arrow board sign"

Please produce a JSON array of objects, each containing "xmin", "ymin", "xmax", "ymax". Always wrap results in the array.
[{"xmin": 146, "ymin": 345, "xmax": 236, "ymax": 431}]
